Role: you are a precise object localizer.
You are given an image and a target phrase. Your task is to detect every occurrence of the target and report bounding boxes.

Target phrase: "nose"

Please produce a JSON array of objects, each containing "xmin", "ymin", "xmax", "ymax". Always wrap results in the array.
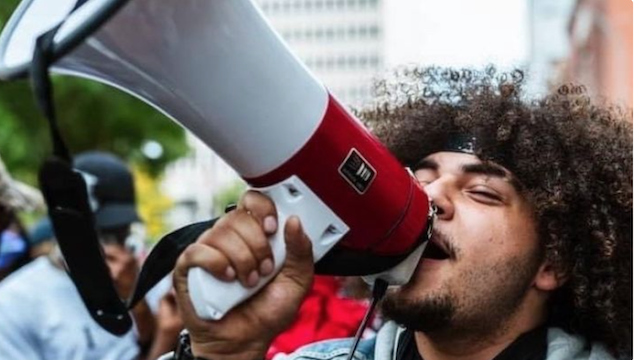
[{"xmin": 423, "ymin": 180, "xmax": 454, "ymax": 221}]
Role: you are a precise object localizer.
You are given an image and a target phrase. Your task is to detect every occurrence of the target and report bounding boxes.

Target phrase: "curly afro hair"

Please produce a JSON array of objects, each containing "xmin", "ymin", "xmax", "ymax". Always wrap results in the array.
[{"xmin": 358, "ymin": 66, "xmax": 632, "ymax": 357}]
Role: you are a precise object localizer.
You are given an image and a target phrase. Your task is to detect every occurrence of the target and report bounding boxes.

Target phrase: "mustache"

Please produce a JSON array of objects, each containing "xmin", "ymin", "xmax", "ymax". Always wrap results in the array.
[{"xmin": 431, "ymin": 230, "xmax": 460, "ymax": 260}]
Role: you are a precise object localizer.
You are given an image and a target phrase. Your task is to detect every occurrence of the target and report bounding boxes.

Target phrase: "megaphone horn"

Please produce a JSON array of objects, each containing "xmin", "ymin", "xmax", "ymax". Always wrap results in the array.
[{"xmin": 0, "ymin": 0, "xmax": 433, "ymax": 323}]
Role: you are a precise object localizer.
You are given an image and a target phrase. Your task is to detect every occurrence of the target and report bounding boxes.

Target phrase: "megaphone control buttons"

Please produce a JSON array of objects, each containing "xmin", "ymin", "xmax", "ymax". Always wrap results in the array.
[
  {"xmin": 318, "ymin": 224, "xmax": 344, "ymax": 247},
  {"xmin": 283, "ymin": 183, "xmax": 303, "ymax": 202}
]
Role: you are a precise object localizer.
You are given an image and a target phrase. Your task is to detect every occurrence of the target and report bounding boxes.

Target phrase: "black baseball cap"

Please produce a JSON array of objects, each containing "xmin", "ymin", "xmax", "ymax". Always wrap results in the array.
[{"xmin": 74, "ymin": 151, "xmax": 141, "ymax": 230}]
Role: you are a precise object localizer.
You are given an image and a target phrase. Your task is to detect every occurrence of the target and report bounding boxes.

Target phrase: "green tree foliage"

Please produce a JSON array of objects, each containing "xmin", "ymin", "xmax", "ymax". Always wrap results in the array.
[{"xmin": 0, "ymin": 2, "xmax": 188, "ymax": 182}]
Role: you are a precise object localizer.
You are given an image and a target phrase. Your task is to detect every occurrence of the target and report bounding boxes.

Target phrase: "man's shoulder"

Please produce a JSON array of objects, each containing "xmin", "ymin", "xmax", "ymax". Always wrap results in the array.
[
  {"xmin": 546, "ymin": 328, "xmax": 616, "ymax": 360},
  {"xmin": 277, "ymin": 324, "xmax": 619, "ymax": 360},
  {"xmin": 276, "ymin": 322, "xmax": 401, "ymax": 360},
  {"xmin": 0, "ymin": 257, "xmax": 54, "ymax": 294},
  {"xmin": 0, "ymin": 257, "xmax": 74, "ymax": 317}
]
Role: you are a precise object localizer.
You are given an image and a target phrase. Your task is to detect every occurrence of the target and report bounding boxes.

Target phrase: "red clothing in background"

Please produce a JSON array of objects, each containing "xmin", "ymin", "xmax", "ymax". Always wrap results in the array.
[{"xmin": 266, "ymin": 276, "xmax": 369, "ymax": 359}]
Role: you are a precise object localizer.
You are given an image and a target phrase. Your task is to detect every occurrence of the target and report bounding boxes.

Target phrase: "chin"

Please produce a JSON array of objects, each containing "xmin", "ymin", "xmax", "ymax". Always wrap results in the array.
[{"xmin": 381, "ymin": 287, "xmax": 456, "ymax": 333}]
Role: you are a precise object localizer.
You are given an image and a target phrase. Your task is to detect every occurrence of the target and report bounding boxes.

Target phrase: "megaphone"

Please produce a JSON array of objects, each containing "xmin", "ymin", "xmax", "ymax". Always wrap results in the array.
[{"xmin": 0, "ymin": 0, "xmax": 434, "ymax": 321}]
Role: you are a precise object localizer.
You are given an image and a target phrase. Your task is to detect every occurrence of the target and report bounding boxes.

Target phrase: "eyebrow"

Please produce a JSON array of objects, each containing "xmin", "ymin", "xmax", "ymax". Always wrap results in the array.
[
  {"xmin": 463, "ymin": 162, "xmax": 524, "ymax": 190},
  {"xmin": 414, "ymin": 159, "xmax": 438, "ymax": 171},
  {"xmin": 461, "ymin": 163, "xmax": 507, "ymax": 178}
]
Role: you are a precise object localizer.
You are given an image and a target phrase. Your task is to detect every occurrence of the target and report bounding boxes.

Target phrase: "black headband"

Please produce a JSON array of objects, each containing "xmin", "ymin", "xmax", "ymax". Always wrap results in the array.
[
  {"xmin": 442, "ymin": 132, "xmax": 477, "ymax": 155},
  {"xmin": 414, "ymin": 132, "xmax": 515, "ymax": 173}
]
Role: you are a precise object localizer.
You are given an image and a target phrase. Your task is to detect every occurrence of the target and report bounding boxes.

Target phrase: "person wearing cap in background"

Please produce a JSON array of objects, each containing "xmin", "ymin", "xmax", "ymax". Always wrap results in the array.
[
  {"xmin": 0, "ymin": 151, "xmax": 168, "ymax": 360},
  {"xmin": 166, "ymin": 68, "xmax": 631, "ymax": 360},
  {"xmin": 0, "ymin": 153, "xmax": 44, "ymax": 281}
]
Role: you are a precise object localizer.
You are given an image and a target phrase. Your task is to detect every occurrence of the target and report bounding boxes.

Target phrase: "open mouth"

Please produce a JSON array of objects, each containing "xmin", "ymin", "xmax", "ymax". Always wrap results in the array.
[{"xmin": 422, "ymin": 240, "xmax": 451, "ymax": 260}]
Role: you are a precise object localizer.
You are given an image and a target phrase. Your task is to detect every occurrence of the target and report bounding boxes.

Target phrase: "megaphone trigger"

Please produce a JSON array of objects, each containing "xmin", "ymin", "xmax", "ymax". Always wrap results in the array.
[{"xmin": 188, "ymin": 175, "xmax": 349, "ymax": 320}]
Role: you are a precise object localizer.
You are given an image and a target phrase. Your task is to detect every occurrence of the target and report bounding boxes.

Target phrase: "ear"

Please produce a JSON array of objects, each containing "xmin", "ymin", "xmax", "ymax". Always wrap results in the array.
[{"xmin": 533, "ymin": 262, "xmax": 567, "ymax": 291}]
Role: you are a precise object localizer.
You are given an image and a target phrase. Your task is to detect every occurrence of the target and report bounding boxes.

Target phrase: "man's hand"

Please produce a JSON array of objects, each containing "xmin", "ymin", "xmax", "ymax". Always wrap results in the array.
[
  {"xmin": 173, "ymin": 191, "xmax": 314, "ymax": 360},
  {"xmin": 156, "ymin": 291, "xmax": 184, "ymax": 337},
  {"xmin": 104, "ymin": 242, "xmax": 157, "ymax": 353},
  {"xmin": 146, "ymin": 291, "xmax": 185, "ymax": 360},
  {"xmin": 103, "ymin": 242, "xmax": 139, "ymax": 300}
]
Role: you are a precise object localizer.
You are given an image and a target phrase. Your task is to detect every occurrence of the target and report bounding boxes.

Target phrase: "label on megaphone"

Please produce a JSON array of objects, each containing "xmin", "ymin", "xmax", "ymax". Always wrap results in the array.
[{"xmin": 187, "ymin": 175, "xmax": 349, "ymax": 320}]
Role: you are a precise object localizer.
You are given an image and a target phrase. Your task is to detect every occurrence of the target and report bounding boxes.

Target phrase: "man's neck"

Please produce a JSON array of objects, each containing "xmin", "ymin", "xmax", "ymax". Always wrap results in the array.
[{"xmin": 412, "ymin": 302, "xmax": 547, "ymax": 360}]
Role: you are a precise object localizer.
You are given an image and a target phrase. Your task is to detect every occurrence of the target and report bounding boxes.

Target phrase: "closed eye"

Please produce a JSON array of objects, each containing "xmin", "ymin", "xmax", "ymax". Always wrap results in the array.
[{"xmin": 467, "ymin": 188, "xmax": 504, "ymax": 204}]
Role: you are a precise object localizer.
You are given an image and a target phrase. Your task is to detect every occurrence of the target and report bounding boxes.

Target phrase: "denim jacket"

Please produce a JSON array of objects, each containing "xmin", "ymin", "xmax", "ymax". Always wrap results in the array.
[{"xmin": 275, "ymin": 322, "xmax": 616, "ymax": 360}]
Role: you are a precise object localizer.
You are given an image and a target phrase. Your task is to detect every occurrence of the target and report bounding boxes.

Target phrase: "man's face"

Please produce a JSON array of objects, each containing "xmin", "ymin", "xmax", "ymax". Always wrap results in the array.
[{"xmin": 381, "ymin": 152, "xmax": 542, "ymax": 336}]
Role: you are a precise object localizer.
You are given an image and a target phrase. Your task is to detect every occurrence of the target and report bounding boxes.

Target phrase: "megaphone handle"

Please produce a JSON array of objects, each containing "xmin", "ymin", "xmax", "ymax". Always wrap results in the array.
[
  {"xmin": 187, "ymin": 212, "xmax": 287, "ymax": 320},
  {"xmin": 187, "ymin": 175, "xmax": 349, "ymax": 320}
]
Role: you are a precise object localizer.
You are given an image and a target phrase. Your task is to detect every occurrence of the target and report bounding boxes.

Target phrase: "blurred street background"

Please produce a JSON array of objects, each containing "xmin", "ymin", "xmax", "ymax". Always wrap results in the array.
[{"xmin": 0, "ymin": 0, "xmax": 631, "ymax": 244}]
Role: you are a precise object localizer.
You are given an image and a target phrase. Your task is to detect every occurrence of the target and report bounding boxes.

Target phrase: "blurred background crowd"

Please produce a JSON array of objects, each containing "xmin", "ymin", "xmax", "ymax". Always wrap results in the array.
[{"xmin": 0, "ymin": 0, "xmax": 630, "ymax": 359}]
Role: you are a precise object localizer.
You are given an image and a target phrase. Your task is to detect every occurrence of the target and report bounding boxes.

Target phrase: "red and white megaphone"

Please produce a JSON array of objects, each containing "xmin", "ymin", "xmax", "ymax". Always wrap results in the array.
[{"xmin": 0, "ymin": 0, "xmax": 434, "ymax": 321}]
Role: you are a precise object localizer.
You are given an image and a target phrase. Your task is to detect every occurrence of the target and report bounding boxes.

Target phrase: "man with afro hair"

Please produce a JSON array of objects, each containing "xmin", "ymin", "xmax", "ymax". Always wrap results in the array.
[{"xmin": 168, "ymin": 67, "xmax": 632, "ymax": 360}]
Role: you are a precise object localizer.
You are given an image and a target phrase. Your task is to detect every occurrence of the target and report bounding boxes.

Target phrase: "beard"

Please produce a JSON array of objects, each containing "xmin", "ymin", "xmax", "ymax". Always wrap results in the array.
[
  {"xmin": 380, "ymin": 252, "xmax": 541, "ymax": 338},
  {"xmin": 381, "ymin": 286, "xmax": 455, "ymax": 333}
]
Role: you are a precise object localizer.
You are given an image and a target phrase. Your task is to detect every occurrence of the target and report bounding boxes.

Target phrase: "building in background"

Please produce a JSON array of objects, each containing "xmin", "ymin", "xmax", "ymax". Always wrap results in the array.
[
  {"xmin": 527, "ymin": 0, "xmax": 576, "ymax": 95},
  {"xmin": 256, "ymin": 0, "xmax": 387, "ymax": 108},
  {"xmin": 161, "ymin": 135, "xmax": 238, "ymax": 229},
  {"xmin": 565, "ymin": 0, "xmax": 632, "ymax": 107}
]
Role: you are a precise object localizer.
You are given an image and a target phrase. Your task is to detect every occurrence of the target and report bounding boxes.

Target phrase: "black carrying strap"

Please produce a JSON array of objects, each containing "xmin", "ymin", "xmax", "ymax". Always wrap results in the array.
[
  {"xmin": 31, "ymin": 27, "xmax": 70, "ymax": 162},
  {"xmin": 127, "ymin": 219, "xmax": 215, "ymax": 307},
  {"xmin": 39, "ymin": 158, "xmax": 132, "ymax": 334},
  {"xmin": 32, "ymin": 25, "xmax": 133, "ymax": 335}
]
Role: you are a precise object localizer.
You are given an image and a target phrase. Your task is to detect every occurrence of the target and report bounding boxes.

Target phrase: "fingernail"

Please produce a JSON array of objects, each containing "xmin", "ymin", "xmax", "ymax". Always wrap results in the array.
[
  {"xmin": 225, "ymin": 266, "xmax": 236, "ymax": 280},
  {"xmin": 263, "ymin": 216, "xmax": 277, "ymax": 233},
  {"xmin": 260, "ymin": 258, "xmax": 274, "ymax": 276},
  {"xmin": 246, "ymin": 270, "xmax": 259, "ymax": 287}
]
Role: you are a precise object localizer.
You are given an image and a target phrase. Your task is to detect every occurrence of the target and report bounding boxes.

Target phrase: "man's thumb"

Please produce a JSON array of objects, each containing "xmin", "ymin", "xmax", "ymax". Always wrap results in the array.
[{"xmin": 281, "ymin": 216, "xmax": 313, "ymax": 286}]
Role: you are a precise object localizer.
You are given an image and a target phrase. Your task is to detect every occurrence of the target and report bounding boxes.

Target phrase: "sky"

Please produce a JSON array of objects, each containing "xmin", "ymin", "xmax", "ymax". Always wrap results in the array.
[{"xmin": 384, "ymin": 0, "xmax": 529, "ymax": 69}]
